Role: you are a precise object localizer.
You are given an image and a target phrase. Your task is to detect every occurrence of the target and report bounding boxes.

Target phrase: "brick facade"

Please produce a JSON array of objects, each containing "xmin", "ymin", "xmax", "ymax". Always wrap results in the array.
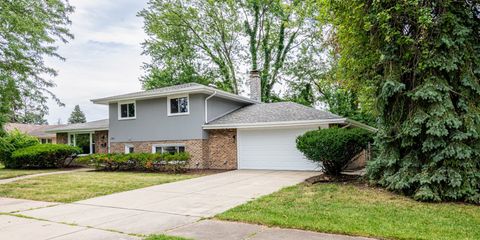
[
  {"xmin": 94, "ymin": 130, "xmax": 109, "ymax": 154},
  {"xmin": 206, "ymin": 129, "xmax": 237, "ymax": 169},
  {"xmin": 110, "ymin": 139, "xmax": 209, "ymax": 169},
  {"xmin": 57, "ymin": 128, "xmax": 239, "ymax": 170}
]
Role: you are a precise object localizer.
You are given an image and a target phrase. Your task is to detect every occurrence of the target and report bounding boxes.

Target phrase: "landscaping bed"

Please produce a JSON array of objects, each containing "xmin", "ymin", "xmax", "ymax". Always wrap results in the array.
[
  {"xmin": 0, "ymin": 171, "xmax": 203, "ymax": 202},
  {"xmin": 217, "ymin": 182, "xmax": 480, "ymax": 240}
]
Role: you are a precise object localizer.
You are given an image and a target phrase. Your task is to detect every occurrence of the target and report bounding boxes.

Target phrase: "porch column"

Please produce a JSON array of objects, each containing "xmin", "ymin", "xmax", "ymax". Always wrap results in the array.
[{"xmin": 89, "ymin": 133, "xmax": 93, "ymax": 154}]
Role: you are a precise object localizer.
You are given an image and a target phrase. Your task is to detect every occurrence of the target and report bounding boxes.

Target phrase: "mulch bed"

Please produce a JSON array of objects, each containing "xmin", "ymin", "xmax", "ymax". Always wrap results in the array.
[{"xmin": 305, "ymin": 173, "xmax": 361, "ymax": 185}]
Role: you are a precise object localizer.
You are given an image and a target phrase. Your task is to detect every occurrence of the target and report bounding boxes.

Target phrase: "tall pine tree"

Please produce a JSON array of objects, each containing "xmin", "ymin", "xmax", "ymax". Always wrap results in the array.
[
  {"xmin": 328, "ymin": 1, "xmax": 480, "ymax": 202},
  {"xmin": 68, "ymin": 105, "xmax": 86, "ymax": 124}
]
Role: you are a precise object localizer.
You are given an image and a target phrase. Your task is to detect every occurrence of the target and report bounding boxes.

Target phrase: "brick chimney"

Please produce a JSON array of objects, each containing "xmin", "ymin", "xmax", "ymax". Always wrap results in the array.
[{"xmin": 249, "ymin": 70, "xmax": 261, "ymax": 102}]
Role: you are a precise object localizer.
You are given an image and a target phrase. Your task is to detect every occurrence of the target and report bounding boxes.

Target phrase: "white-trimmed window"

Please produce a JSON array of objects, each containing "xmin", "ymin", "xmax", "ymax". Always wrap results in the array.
[
  {"xmin": 118, "ymin": 101, "xmax": 136, "ymax": 120},
  {"xmin": 125, "ymin": 144, "xmax": 135, "ymax": 153},
  {"xmin": 152, "ymin": 144, "xmax": 185, "ymax": 154},
  {"xmin": 167, "ymin": 95, "xmax": 189, "ymax": 116}
]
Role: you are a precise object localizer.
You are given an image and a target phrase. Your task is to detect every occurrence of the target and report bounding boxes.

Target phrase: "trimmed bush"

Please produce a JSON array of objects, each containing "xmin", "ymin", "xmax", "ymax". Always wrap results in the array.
[
  {"xmin": 296, "ymin": 128, "xmax": 373, "ymax": 176},
  {"xmin": 10, "ymin": 144, "xmax": 82, "ymax": 169},
  {"xmin": 76, "ymin": 152, "xmax": 190, "ymax": 173},
  {"xmin": 0, "ymin": 130, "xmax": 40, "ymax": 168}
]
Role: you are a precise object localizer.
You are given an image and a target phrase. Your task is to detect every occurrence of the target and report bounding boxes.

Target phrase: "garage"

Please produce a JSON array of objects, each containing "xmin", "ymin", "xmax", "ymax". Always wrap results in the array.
[{"xmin": 237, "ymin": 127, "xmax": 322, "ymax": 171}]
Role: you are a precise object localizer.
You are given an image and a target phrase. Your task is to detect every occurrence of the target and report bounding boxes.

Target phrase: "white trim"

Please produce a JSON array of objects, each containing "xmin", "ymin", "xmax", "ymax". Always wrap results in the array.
[
  {"xmin": 204, "ymin": 91, "xmax": 217, "ymax": 123},
  {"xmin": 46, "ymin": 128, "xmax": 108, "ymax": 133},
  {"xmin": 124, "ymin": 144, "xmax": 134, "ymax": 153},
  {"xmin": 167, "ymin": 94, "xmax": 190, "ymax": 116},
  {"xmin": 89, "ymin": 133, "xmax": 93, "ymax": 154},
  {"xmin": 346, "ymin": 119, "xmax": 378, "ymax": 132},
  {"xmin": 91, "ymin": 85, "xmax": 258, "ymax": 105},
  {"xmin": 202, "ymin": 118, "xmax": 347, "ymax": 129},
  {"xmin": 118, "ymin": 101, "xmax": 136, "ymax": 120}
]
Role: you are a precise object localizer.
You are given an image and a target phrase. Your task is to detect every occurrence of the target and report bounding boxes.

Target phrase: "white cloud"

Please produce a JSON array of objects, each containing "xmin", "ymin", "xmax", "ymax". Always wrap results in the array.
[{"xmin": 45, "ymin": 0, "xmax": 149, "ymax": 124}]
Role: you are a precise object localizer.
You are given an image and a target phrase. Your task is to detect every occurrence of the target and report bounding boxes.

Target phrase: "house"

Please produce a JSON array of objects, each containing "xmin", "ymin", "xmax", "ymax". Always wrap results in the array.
[
  {"xmin": 48, "ymin": 71, "xmax": 373, "ymax": 170},
  {"xmin": 4, "ymin": 123, "xmax": 62, "ymax": 144}
]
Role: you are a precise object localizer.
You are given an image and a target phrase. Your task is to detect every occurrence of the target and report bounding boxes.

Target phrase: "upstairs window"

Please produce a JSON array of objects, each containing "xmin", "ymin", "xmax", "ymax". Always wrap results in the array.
[
  {"xmin": 168, "ymin": 95, "xmax": 189, "ymax": 116},
  {"xmin": 118, "ymin": 101, "xmax": 136, "ymax": 120}
]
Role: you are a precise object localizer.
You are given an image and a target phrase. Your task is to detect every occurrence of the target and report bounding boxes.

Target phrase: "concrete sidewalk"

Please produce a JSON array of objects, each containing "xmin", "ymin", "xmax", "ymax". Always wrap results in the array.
[
  {"xmin": 0, "ymin": 215, "xmax": 139, "ymax": 240},
  {"xmin": 168, "ymin": 220, "xmax": 375, "ymax": 240}
]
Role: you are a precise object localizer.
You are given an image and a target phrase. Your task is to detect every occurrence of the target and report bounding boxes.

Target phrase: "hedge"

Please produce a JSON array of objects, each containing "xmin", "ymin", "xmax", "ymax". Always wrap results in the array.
[
  {"xmin": 0, "ymin": 130, "xmax": 40, "ymax": 168},
  {"xmin": 76, "ymin": 152, "xmax": 190, "ymax": 173},
  {"xmin": 296, "ymin": 128, "xmax": 374, "ymax": 176},
  {"xmin": 10, "ymin": 144, "xmax": 82, "ymax": 169}
]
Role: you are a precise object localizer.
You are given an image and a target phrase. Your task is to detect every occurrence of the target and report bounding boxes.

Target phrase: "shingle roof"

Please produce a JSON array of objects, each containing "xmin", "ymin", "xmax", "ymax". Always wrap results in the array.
[
  {"xmin": 91, "ymin": 83, "xmax": 257, "ymax": 105},
  {"xmin": 4, "ymin": 123, "xmax": 61, "ymax": 138},
  {"xmin": 206, "ymin": 102, "xmax": 345, "ymax": 126},
  {"xmin": 47, "ymin": 119, "xmax": 109, "ymax": 132}
]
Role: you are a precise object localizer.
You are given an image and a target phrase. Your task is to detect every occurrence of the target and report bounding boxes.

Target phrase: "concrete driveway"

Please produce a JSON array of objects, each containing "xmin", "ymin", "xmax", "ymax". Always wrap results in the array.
[{"xmin": 15, "ymin": 170, "xmax": 317, "ymax": 236}]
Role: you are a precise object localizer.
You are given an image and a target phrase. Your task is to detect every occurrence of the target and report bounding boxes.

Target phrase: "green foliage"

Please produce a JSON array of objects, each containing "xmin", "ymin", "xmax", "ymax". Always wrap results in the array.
[
  {"xmin": 77, "ymin": 152, "xmax": 190, "ymax": 173},
  {"xmin": 329, "ymin": 1, "xmax": 480, "ymax": 202},
  {"xmin": 9, "ymin": 144, "xmax": 81, "ymax": 169},
  {"xmin": 296, "ymin": 128, "xmax": 373, "ymax": 175},
  {"xmin": 0, "ymin": 0, "xmax": 73, "ymax": 129},
  {"xmin": 68, "ymin": 105, "xmax": 87, "ymax": 124},
  {"xmin": 0, "ymin": 130, "xmax": 40, "ymax": 168},
  {"xmin": 139, "ymin": 0, "xmax": 324, "ymax": 103}
]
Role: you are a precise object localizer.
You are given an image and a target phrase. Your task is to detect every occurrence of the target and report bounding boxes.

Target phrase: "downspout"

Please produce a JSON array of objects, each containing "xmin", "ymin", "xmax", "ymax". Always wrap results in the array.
[{"xmin": 205, "ymin": 91, "xmax": 217, "ymax": 123}]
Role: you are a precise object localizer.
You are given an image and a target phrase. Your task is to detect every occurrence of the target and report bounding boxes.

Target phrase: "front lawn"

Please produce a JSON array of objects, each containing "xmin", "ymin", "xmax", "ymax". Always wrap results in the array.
[
  {"xmin": 217, "ymin": 183, "xmax": 480, "ymax": 240},
  {"xmin": 0, "ymin": 171, "xmax": 201, "ymax": 202},
  {"xmin": 0, "ymin": 164, "xmax": 58, "ymax": 180}
]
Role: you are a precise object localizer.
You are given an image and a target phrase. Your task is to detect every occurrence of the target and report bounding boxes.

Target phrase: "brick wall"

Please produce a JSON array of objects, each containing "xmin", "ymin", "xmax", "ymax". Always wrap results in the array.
[
  {"xmin": 110, "ymin": 139, "xmax": 208, "ymax": 169},
  {"xmin": 206, "ymin": 129, "xmax": 237, "ymax": 169},
  {"xmin": 56, "ymin": 133, "xmax": 68, "ymax": 144},
  {"xmin": 94, "ymin": 130, "xmax": 109, "ymax": 154}
]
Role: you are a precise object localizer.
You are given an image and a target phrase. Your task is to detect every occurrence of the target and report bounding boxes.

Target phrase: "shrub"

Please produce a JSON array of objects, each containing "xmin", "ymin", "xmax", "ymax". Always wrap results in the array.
[
  {"xmin": 296, "ymin": 128, "xmax": 374, "ymax": 176},
  {"xmin": 10, "ymin": 144, "xmax": 82, "ymax": 169},
  {"xmin": 76, "ymin": 152, "xmax": 190, "ymax": 173},
  {"xmin": 0, "ymin": 130, "xmax": 40, "ymax": 168}
]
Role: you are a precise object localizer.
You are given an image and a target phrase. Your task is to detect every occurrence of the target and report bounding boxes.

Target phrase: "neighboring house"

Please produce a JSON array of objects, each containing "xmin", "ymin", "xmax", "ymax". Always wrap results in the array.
[
  {"xmin": 4, "ymin": 123, "xmax": 62, "ymax": 144},
  {"xmin": 48, "ymin": 72, "xmax": 373, "ymax": 170}
]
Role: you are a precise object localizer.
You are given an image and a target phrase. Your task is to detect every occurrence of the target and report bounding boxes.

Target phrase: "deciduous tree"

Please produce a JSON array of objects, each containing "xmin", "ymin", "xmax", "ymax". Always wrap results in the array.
[{"xmin": 0, "ymin": 0, "xmax": 74, "ymax": 132}]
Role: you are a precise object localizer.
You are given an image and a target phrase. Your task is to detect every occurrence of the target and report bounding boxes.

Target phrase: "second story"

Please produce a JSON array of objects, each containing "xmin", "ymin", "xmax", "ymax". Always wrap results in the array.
[{"xmin": 91, "ymin": 83, "xmax": 257, "ymax": 142}]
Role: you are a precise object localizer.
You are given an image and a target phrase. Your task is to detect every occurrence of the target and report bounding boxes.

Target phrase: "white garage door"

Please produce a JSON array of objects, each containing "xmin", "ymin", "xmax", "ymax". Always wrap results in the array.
[{"xmin": 237, "ymin": 127, "xmax": 321, "ymax": 171}]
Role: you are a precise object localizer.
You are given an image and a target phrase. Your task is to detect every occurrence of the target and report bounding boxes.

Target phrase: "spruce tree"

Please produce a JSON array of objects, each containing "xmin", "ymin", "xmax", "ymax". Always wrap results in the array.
[
  {"xmin": 329, "ymin": 1, "xmax": 480, "ymax": 202},
  {"xmin": 68, "ymin": 105, "xmax": 87, "ymax": 124}
]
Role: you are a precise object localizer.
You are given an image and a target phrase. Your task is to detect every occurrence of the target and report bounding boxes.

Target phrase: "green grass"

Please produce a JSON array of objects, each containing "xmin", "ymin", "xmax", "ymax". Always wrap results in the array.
[
  {"xmin": 0, "ymin": 171, "xmax": 201, "ymax": 202},
  {"xmin": 144, "ymin": 235, "xmax": 191, "ymax": 240},
  {"xmin": 0, "ymin": 163, "xmax": 59, "ymax": 180},
  {"xmin": 217, "ymin": 183, "xmax": 480, "ymax": 240}
]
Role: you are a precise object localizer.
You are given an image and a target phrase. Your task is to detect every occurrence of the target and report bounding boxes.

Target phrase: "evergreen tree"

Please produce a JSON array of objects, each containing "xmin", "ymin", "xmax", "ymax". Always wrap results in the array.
[
  {"xmin": 328, "ymin": 1, "xmax": 480, "ymax": 202},
  {"xmin": 68, "ymin": 105, "xmax": 87, "ymax": 124}
]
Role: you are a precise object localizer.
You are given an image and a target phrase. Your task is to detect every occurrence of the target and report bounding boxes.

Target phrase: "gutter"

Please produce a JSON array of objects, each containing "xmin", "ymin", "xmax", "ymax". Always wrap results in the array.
[
  {"xmin": 345, "ymin": 119, "xmax": 378, "ymax": 132},
  {"xmin": 202, "ymin": 118, "xmax": 347, "ymax": 129},
  {"xmin": 204, "ymin": 90, "xmax": 217, "ymax": 123}
]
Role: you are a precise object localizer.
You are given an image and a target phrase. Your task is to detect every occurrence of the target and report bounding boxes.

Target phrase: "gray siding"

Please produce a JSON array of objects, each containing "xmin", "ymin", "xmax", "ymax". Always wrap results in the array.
[
  {"xmin": 109, "ymin": 94, "xmax": 207, "ymax": 142},
  {"xmin": 206, "ymin": 96, "xmax": 247, "ymax": 122}
]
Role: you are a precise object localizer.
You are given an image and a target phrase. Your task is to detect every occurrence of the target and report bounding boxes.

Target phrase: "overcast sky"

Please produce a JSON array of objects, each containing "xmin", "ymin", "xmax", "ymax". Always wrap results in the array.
[{"xmin": 45, "ymin": 0, "xmax": 150, "ymax": 124}]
